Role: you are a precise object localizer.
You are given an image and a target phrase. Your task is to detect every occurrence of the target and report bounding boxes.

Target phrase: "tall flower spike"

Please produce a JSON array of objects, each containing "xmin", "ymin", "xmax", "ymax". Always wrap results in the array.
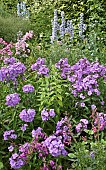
[
  {"xmin": 17, "ymin": 3, "xmax": 20, "ymax": 16},
  {"xmin": 65, "ymin": 20, "xmax": 74, "ymax": 41},
  {"xmin": 78, "ymin": 13, "xmax": 86, "ymax": 39},
  {"xmin": 51, "ymin": 9, "xmax": 59, "ymax": 43},
  {"xmin": 17, "ymin": 2, "xmax": 29, "ymax": 18},
  {"xmin": 60, "ymin": 11, "xmax": 65, "ymax": 37}
]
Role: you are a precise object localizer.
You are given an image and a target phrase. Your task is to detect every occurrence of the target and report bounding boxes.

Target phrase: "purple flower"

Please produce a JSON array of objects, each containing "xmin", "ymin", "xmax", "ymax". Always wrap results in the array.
[
  {"xmin": 8, "ymin": 145, "xmax": 14, "ymax": 152},
  {"xmin": 55, "ymin": 117, "xmax": 71, "ymax": 144},
  {"xmin": 58, "ymin": 166, "xmax": 62, "ymax": 170},
  {"xmin": 9, "ymin": 153, "xmax": 25, "ymax": 169},
  {"xmin": 44, "ymin": 135, "xmax": 68, "ymax": 157},
  {"xmin": 10, "ymin": 134, "xmax": 17, "ymax": 139},
  {"xmin": 80, "ymin": 119, "xmax": 88, "ymax": 125},
  {"xmin": 31, "ymin": 58, "xmax": 49, "ymax": 76},
  {"xmin": 90, "ymin": 152, "xmax": 95, "ymax": 159},
  {"xmin": 4, "ymin": 57, "xmax": 16, "ymax": 65},
  {"xmin": 94, "ymin": 112, "xmax": 106, "ymax": 131},
  {"xmin": 50, "ymin": 160, "xmax": 55, "ymax": 167},
  {"xmin": 31, "ymin": 127, "xmax": 43, "ymax": 138},
  {"xmin": 76, "ymin": 123, "xmax": 82, "ymax": 133},
  {"xmin": 101, "ymin": 101, "xmax": 105, "ymax": 105},
  {"xmin": 91, "ymin": 104, "xmax": 96, "ymax": 110},
  {"xmin": 19, "ymin": 109, "xmax": 36, "ymax": 122},
  {"xmin": 0, "ymin": 62, "xmax": 26, "ymax": 82},
  {"xmin": 21, "ymin": 124, "xmax": 28, "ymax": 132},
  {"xmin": 41, "ymin": 109, "xmax": 49, "ymax": 121},
  {"xmin": 79, "ymin": 93, "xmax": 85, "ymax": 99},
  {"xmin": 76, "ymin": 119, "xmax": 88, "ymax": 133},
  {"xmin": 88, "ymin": 90, "xmax": 92, "ymax": 96},
  {"xmin": 55, "ymin": 58, "xmax": 71, "ymax": 79},
  {"xmin": 37, "ymin": 65, "xmax": 49, "ymax": 76},
  {"xmin": 3, "ymin": 130, "xmax": 17, "ymax": 140},
  {"xmin": 19, "ymin": 142, "xmax": 31, "ymax": 153},
  {"xmin": 49, "ymin": 109, "xmax": 55, "ymax": 117},
  {"xmin": 55, "ymin": 58, "xmax": 106, "ymax": 100},
  {"xmin": 94, "ymin": 89, "xmax": 101, "ymax": 96},
  {"xmin": 22, "ymin": 84, "xmax": 34, "ymax": 93},
  {"xmin": 41, "ymin": 108, "xmax": 56, "ymax": 121},
  {"xmin": 80, "ymin": 102, "xmax": 85, "ymax": 107},
  {"xmin": 6, "ymin": 93, "xmax": 20, "ymax": 107}
]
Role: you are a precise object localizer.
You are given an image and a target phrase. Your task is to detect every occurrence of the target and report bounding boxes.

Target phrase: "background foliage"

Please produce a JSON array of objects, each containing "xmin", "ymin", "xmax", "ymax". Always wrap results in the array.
[{"xmin": 0, "ymin": 0, "xmax": 106, "ymax": 43}]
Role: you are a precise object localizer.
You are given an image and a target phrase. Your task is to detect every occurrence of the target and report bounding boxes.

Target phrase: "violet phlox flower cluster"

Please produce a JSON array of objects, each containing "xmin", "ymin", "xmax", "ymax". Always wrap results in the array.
[
  {"xmin": 0, "ymin": 62, "xmax": 26, "ymax": 82},
  {"xmin": 66, "ymin": 58, "xmax": 106, "ymax": 97},
  {"xmin": 19, "ymin": 109, "xmax": 36, "ymax": 122},
  {"xmin": 3, "ymin": 57, "xmax": 16, "ymax": 65},
  {"xmin": 31, "ymin": 57, "xmax": 49, "ymax": 76},
  {"xmin": 6, "ymin": 93, "xmax": 20, "ymax": 107},
  {"xmin": 55, "ymin": 58, "xmax": 71, "ymax": 79},
  {"xmin": 15, "ymin": 31, "xmax": 33, "ymax": 55},
  {"xmin": 9, "ymin": 153, "xmax": 26, "ymax": 169},
  {"xmin": 9, "ymin": 142, "xmax": 33, "ymax": 169},
  {"xmin": 93, "ymin": 112, "xmax": 106, "ymax": 131},
  {"xmin": 76, "ymin": 119, "xmax": 89, "ymax": 133},
  {"xmin": 41, "ymin": 108, "xmax": 55, "ymax": 121},
  {"xmin": 22, "ymin": 84, "xmax": 35, "ymax": 93},
  {"xmin": 3, "ymin": 130, "xmax": 17, "ymax": 140},
  {"xmin": 55, "ymin": 117, "xmax": 71, "ymax": 144},
  {"xmin": 44, "ymin": 135, "xmax": 68, "ymax": 157}
]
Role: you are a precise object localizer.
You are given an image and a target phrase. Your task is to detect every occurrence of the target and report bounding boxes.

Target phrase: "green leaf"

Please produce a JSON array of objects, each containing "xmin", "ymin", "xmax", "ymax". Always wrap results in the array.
[
  {"xmin": 86, "ymin": 168, "xmax": 93, "ymax": 170},
  {"xmin": 0, "ymin": 162, "xmax": 3, "ymax": 169},
  {"xmin": 68, "ymin": 153, "xmax": 76, "ymax": 158},
  {"xmin": 57, "ymin": 94, "xmax": 62, "ymax": 101},
  {"xmin": 57, "ymin": 100, "xmax": 63, "ymax": 107}
]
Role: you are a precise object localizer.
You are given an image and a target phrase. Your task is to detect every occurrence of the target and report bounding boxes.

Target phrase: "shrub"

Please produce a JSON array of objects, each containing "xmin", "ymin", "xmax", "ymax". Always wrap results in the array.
[{"xmin": 0, "ymin": 15, "xmax": 32, "ymax": 42}]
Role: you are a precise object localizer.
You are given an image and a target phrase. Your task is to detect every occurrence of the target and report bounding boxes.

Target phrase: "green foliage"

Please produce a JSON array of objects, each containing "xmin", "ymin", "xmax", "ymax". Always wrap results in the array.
[
  {"xmin": 68, "ymin": 141, "xmax": 106, "ymax": 170},
  {"xmin": 36, "ymin": 65, "xmax": 72, "ymax": 115},
  {"xmin": 0, "ymin": 0, "xmax": 18, "ymax": 15},
  {"xmin": 0, "ymin": 0, "xmax": 105, "ymax": 44},
  {"xmin": 0, "ymin": 15, "xmax": 32, "ymax": 42},
  {"xmin": 26, "ymin": 0, "xmax": 106, "ymax": 42},
  {"xmin": 29, "ymin": 30, "xmax": 106, "ymax": 67}
]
